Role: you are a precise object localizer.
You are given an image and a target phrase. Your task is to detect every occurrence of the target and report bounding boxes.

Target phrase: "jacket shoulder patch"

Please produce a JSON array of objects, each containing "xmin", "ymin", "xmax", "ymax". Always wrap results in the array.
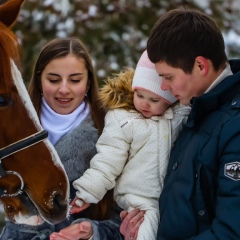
[{"xmin": 225, "ymin": 162, "xmax": 240, "ymax": 181}]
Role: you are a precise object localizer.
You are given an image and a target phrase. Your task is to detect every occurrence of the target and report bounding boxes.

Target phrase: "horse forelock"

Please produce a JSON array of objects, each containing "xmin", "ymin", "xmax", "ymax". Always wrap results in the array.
[{"xmin": 0, "ymin": 22, "xmax": 19, "ymax": 94}]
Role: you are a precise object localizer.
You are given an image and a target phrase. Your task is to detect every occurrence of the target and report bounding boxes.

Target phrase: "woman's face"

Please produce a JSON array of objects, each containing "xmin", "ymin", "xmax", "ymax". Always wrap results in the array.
[{"xmin": 41, "ymin": 54, "xmax": 89, "ymax": 114}]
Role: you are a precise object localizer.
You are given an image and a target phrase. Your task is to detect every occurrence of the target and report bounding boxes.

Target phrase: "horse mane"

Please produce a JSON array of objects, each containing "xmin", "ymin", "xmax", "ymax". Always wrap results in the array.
[{"xmin": 0, "ymin": 21, "xmax": 20, "ymax": 94}]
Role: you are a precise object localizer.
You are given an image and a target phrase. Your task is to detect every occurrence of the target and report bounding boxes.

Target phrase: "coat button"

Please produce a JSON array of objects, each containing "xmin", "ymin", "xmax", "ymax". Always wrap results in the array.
[
  {"xmin": 198, "ymin": 210, "xmax": 205, "ymax": 216},
  {"xmin": 172, "ymin": 162, "xmax": 178, "ymax": 170}
]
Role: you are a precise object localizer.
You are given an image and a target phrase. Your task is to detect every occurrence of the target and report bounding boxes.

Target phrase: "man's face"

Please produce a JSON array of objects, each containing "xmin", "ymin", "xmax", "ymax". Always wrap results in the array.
[{"xmin": 155, "ymin": 61, "xmax": 206, "ymax": 105}]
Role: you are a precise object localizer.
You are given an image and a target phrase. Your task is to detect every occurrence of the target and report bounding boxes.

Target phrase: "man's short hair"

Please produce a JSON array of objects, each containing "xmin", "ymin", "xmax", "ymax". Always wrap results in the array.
[{"xmin": 147, "ymin": 8, "xmax": 227, "ymax": 73}]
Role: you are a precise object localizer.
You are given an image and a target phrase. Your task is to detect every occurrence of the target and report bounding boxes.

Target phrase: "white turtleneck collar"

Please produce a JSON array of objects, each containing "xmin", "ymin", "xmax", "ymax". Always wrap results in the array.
[{"xmin": 41, "ymin": 97, "xmax": 90, "ymax": 145}]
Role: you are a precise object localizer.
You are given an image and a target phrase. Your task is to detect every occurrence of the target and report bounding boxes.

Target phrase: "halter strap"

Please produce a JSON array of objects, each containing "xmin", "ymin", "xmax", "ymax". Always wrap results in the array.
[
  {"xmin": 0, "ymin": 130, "xmax": 48, "ymax": 198},
  {"xmin": 0, "ymin": 130, "xmax": 48, "ymax": 161}
]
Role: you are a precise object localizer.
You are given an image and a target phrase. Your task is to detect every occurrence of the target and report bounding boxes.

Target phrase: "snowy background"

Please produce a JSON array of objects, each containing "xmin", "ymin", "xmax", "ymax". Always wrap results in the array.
[{"xmin": 12, "ymin": 0, "xmax": 240, "ymax": 84}]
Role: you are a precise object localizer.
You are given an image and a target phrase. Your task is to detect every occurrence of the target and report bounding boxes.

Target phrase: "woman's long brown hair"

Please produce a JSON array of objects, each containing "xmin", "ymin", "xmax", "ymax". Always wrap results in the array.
[{"xmin": 28, "ymin": 37, "xmax": 114, "ymax": 220}]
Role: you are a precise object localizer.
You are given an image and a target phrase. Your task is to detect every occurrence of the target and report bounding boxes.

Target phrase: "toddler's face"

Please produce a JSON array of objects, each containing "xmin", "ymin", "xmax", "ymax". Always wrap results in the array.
[{"xmin": 133, "ymin": 89, "xmax": 170, "ymax": 118}]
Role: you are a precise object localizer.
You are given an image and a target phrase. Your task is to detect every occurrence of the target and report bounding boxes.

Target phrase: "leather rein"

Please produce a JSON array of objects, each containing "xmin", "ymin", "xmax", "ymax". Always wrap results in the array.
[{"xmin": 0, "ymin": 130, "xmax": 48, "ymax": 197}]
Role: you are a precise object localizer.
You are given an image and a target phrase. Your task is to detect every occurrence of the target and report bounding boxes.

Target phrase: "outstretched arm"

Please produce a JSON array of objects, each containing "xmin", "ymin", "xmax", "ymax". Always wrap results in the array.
[
  {"xmin": 50, "ymin": 218, "xmax": 123, "ymax": 240},
  {"xmin": 50, "ymin": 222, "xmax": 93, "ymax": 240}
]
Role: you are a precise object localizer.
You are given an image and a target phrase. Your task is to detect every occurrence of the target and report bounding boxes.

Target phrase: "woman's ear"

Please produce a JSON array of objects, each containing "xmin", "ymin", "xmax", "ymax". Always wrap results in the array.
[
  {"xmin": 86, "ymin": 80, "xmax": 90, "ymax": 94},
  {"xmin": 195, "ymin": 56, "xmax": 209, "ymax": 75}
]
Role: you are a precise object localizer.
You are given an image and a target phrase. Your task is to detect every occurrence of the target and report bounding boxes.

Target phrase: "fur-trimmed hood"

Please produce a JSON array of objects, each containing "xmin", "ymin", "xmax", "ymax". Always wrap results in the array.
[{"xmin": 99, "ymin": 68, "xmax": 136, "ymax": 111}]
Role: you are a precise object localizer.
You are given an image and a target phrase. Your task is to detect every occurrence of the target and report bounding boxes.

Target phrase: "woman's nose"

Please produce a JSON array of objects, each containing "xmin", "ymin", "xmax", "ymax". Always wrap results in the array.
[{"xmin": 58, "ymin": 83, "xmax": 70, "ymax": 94}]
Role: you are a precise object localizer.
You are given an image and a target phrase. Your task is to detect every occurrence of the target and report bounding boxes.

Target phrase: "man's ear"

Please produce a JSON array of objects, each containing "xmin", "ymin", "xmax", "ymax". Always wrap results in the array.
[{"xmin": 195, "ymin": 56, "xmax": 209, "ymax": 75}]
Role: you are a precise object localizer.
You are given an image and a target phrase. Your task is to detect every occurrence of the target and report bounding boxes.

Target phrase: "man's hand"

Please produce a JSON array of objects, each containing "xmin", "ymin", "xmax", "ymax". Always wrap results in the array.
[{"xmin": 120, "ymin": 209, "xmax": 145, "ymax": 240}]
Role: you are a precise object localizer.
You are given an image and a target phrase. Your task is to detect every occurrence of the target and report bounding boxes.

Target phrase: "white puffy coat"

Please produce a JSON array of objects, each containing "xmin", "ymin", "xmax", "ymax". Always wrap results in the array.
[{"xmin": 73, "ymin": 69, "xmax": 190, "ymax": 240}]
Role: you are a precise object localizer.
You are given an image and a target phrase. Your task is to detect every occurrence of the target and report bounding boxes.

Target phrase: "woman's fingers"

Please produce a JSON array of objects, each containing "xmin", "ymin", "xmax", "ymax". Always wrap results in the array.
[
  {"xmin": 50, "ymin": 232, "xmax": 70, "ymax": 240},
  {"xmin": 50, "ymin": 222, "xmax": 93, "ymax": 240}
]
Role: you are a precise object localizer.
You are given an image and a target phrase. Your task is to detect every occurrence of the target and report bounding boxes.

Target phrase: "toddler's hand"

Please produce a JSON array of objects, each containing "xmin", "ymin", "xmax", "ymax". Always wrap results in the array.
[{"xmin": 70, "ymin": 196, "xmax": 90, "ymax": 214}]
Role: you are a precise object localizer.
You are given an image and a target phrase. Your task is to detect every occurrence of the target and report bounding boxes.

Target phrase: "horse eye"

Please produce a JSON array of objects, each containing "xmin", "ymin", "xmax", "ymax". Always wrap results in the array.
[{"xmin": 0, "ymin": 95, "xmax": 10, "ymax": 107}]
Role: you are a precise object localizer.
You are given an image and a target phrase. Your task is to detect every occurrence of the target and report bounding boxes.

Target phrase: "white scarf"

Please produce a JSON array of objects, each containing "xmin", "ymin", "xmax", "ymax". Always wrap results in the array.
[{"xmin": 41, "ymin": 97, "xmax": 90, "ymax": 145}]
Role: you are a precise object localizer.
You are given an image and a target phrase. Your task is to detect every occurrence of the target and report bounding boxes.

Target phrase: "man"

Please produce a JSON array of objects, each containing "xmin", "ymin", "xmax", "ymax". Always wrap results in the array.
[{"xmin": 145, "ymin": 8, "xmax": 240, "ymax": 240}]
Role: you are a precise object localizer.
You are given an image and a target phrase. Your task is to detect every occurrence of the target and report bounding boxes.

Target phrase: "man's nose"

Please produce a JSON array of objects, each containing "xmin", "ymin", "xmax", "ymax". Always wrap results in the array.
[{"xmin": 161, "ymin": 79, "xmax": 170, "ymax": 91}]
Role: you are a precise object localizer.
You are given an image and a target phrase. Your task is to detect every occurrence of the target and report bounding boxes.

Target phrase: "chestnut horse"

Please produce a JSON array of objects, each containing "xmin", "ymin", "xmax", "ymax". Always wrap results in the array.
[{"xmin": 0, "ymin": 0, "xmax": 69, "ymax": 225}]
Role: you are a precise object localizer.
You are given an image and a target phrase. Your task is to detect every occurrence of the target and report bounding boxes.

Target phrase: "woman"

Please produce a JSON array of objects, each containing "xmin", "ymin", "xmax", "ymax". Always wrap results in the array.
[{"xmin": 0, "ymin": 38, "xmax": 123, "ymax": 240}]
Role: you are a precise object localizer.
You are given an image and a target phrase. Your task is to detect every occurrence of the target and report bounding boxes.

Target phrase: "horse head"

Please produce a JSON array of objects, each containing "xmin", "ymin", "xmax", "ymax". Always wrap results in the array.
[{"xmin": 0, "ymin": 0, "xmax": 70, "ymax": 224}]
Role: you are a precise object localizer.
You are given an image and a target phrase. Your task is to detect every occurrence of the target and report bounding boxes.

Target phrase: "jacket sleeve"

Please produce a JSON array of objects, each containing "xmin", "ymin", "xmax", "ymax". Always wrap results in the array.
[
  {"xmin": 187, "ymin": 116, "xmax": 240, "ymax": 240},
  {"xmin": 73, "ymin": 110, "xmax": 131, "ymax": 203},
  {"xmin": 55, "ymin": 118, "xmax": 98, "ymax": 182}
]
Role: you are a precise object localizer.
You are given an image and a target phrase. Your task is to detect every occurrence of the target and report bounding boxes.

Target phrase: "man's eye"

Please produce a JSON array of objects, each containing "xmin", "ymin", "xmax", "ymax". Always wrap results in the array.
[{"xmin": 165, "ymin": 76, "xmax": 172, "ymax": 80}]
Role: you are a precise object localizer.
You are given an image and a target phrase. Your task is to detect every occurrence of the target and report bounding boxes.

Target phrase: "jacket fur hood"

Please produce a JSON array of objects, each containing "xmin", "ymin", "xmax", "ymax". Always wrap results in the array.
[{"xmin": 99, "ymin": 68, "xmax": 136, "ymax": 111}]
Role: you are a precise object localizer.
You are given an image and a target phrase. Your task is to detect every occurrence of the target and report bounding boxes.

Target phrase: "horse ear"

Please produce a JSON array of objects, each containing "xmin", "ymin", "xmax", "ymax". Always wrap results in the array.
[{"xmin": 0, "ymin": 0, "xmax": 25, "ymax": 28}]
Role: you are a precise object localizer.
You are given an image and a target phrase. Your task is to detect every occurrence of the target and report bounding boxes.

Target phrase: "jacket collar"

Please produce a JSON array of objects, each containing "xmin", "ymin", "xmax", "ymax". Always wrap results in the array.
[{"xmin": 186, "ymin": 64, "xmax": 240, "ymax": 128}]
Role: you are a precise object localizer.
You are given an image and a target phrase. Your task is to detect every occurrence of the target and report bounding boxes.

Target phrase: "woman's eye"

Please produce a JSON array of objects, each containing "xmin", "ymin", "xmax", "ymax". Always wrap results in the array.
[
  {"xmin": 70, "ymin": 79, "xmax": 80, "ymax": 83},
  {"xmin": 49, "ymin": 79, "xmax": 59, "ymax": 83}
]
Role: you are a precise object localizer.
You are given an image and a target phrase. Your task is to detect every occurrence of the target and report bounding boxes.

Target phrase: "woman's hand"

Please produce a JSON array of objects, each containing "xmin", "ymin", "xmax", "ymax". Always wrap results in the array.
[
  {"xmin": 70, "ymin": 196, "xmax": 90, "ymax": 214},
  {"xmin": 120, "ymin": 209, "xmax": 145, "ymax": 240},
  {"xmin": 50, "ymin": 221, "xmax": 93, "ymax": 240}
]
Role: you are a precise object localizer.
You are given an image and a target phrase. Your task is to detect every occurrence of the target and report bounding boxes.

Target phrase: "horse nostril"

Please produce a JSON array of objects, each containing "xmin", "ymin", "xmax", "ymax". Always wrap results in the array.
[{"xmin": 51, "ymin": 191, "xmax": 68, "ymax": 210}]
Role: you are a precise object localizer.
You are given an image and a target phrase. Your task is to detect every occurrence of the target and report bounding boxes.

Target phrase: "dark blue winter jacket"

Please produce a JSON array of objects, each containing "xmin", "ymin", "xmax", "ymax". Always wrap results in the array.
[{"xmin": 157, "ymin": 60, "xmax": 240, "ymax": 240}]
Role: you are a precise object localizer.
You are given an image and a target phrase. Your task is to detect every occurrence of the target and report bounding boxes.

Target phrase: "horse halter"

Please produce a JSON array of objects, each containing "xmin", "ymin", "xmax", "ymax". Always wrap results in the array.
[{"xmin": 0, "ymin": 130, "xmax": 48, "ymax": 197}]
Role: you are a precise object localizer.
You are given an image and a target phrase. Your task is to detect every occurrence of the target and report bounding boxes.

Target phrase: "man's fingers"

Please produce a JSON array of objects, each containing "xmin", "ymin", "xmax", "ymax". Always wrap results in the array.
[
  {"xmin": 120, "ymin": 209, "xmax": 140, "ymax": 234},
  {"xmin": 131, "ymin": 217, "xmax": 144, "ymax": 240},
  {"xmin": 120, "ymin": 210, "xmax": 128, "ymax": 221}
]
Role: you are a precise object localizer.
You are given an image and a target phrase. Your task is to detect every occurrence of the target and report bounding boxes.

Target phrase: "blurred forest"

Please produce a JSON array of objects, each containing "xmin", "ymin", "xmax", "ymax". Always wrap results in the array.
[{"xmin": 9, "ymin": 0, "xmax": 240, "ymax": 86}]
